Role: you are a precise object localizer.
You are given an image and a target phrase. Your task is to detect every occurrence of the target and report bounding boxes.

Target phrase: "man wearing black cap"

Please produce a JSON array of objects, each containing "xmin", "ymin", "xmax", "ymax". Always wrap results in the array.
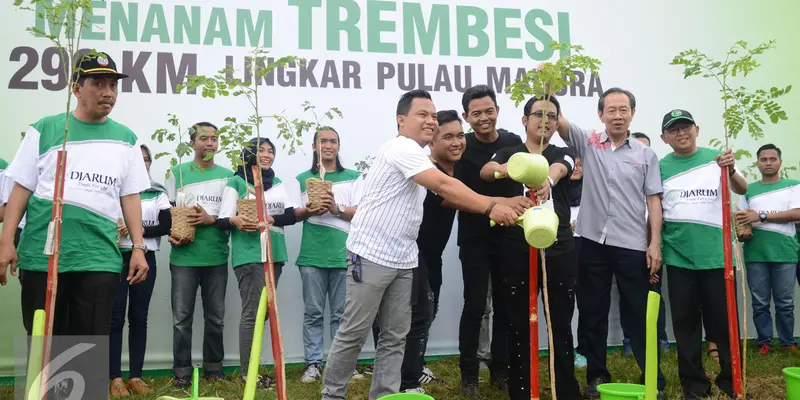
[
  {"xmin": 658, "ymin": 109, "xmax": 747, "ymax": 399},
  {"xmin": 0, "ymin": 52, "xmax": 151, "ymax": 338}
]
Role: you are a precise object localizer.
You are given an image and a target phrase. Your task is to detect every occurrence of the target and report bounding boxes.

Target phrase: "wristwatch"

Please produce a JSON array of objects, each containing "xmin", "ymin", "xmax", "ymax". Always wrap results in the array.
[
  {"xmin": 759, "ymin": 212, "xmax": 768, "ymax": 223},
  {"xmin": 132, "ymin": 244, "xmax": 147, "ymax": 252},
  {"xmin": 334, "ymin": 204, "xmax": 345, "ymax": 217}
]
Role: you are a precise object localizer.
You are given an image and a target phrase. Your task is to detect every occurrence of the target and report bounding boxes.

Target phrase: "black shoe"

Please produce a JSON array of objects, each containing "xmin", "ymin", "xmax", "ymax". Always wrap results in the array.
[
  {"xmin": 490, "ymin": 374, "xmax": 509, "ymax": 392},
  {"xmin": 583, "ymin": 377, "xmax": 607, "ymax": 399},
  {"xmin": 241, "ymin": 374, "xmax": 275, "ymax": 389},
  {"xmin": 174, "ymin": 375, "xmax": 191, "ymax": 389},
  {"xmin": 460, "ymin": 379, "xmax": 481, "ymax": 400},
  {"xmin": 204, "ymin": 370, "xmax": 226, "ymax": 380}
]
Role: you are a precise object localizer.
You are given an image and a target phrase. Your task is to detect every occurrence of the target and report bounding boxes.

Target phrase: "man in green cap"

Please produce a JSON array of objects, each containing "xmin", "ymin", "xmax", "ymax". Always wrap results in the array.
[{"xmin": 658, "ymin": 109, "xmax": 747, "ymax": 399}]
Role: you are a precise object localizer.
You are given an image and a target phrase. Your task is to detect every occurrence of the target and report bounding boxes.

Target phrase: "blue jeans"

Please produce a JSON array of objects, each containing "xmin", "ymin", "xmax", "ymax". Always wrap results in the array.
[
  {"xmin": 170, "ymin": 264, "xmax": 228, "ymax": 377},
  {"xmin": 746, "ymin": 262, "xmax": 797, "ymax": 347},
  {"xmin": 300, "ymin": 266, "xmax": 347, "ymax": 365}
]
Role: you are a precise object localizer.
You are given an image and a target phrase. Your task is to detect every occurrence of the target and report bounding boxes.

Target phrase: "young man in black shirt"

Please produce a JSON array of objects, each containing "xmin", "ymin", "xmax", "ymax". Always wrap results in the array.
[
  {"xmin": 398, "ymin": 110, "xmax": 465, "ymax": 393},
  {"xmin": 454, "ymin": 85, "xmax": 526, "ymax": 398},
  {"xmin": 481, "ymin": 95, "xmax": 582, "ymax": 400}
]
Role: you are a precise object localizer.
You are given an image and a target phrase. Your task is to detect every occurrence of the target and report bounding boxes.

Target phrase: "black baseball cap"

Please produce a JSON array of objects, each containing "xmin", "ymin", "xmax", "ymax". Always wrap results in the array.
[
  {"xmin": 662, "ymin": 109, "xmax": 695, "ymax": 131},
  {"xmin": 72, "ymin": 52, "xmax": 128, "ymax": 82}
]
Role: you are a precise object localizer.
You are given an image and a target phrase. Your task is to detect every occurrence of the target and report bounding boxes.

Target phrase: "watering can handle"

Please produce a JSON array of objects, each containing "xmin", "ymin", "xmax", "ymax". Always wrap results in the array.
[{"xmin": 489, "ymin": 215, "xmax": 524, "ymax": 227}]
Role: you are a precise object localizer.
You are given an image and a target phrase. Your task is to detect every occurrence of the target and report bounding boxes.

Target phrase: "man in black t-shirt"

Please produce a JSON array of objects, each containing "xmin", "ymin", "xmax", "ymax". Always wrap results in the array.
[
  {"xmin": 481, "ymin": 95, "xmax": 582, "ymax": 400},
  {"xmin": 454, "ymin": 85, "xmax": 528, "ymax": 398}
]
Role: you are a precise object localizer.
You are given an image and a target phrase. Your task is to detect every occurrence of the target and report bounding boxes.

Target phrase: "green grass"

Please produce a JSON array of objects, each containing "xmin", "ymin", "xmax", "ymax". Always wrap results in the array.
[{"xmin": 1, "ymin": 343, "xmax": 796, "ymax": 399}]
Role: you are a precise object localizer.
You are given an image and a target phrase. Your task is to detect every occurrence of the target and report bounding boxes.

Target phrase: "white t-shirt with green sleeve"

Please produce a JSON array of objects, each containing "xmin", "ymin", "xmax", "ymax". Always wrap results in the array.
[
  {"xmin": 165, "ymin": 162, "xmax": 233, "ymax": 267},
  {"xmin": 295, "ymin": 169, "xmax": 363, "ymax": 269},
  {"xmin": 5, "ymin": 113, "xmax": 150, "ymax": 273},
  {"xmin": 739, "ymin": 179, "xmax": 800, "ymax": 264},
  {"xmin": 218, "ymin": 174, "xmax": 296, "ymax": 267}
]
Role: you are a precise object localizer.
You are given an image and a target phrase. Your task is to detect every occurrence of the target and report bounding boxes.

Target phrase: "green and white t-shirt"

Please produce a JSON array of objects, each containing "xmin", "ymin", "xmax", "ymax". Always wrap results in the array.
[
  {"xmin": 119, "ymin": 190, "xmax": 171, "ymax": 251},
  {"xmin": 218, "ymin": 174, "xmax": 296, "ymax": 267},
  {"xmin": 0, "ymin": 162, "xmax": 27, "ymax": 229},
  {"xmin": 739, "ymin": 179, "xmax": 800, "ymax": 264},
  {"xmin": 660, "ymin": 147, "xmax": 732, "ymax": 270},
  {"xmin": 295, "ymin": 169, "xmax": 363, "ymax": 268},
  {"xmin": 165, "ymin": 162, "xmax": 233, "ymax": 267},
  {"xmin": 5, "ymin": 113, "xmax": 150, "ymax": 273}
]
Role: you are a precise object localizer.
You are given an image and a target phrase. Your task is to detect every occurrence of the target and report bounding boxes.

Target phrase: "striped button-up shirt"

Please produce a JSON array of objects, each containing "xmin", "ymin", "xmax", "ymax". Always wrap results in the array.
[
  {"xmin": 566, "ymin": 122, "xmax": 662, "ymax": 252},
  {"xmin": 346, "ymin": 135, "xmax": 435, "ymax": 269}
]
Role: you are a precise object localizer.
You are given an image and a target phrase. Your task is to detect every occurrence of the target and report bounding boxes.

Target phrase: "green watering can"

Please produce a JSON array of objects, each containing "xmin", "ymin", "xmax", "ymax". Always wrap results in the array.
[
  {"xmin": 494, "ymin": 152, "xmax": 550, "ymax": 187},
  {"xmin": 783, "ymin": 367, "xmax": 800, "ymax": 400},
  {"xmin": 597, "ymin": 291, "xmax": 662, "ymax": 400},
  {"xmin": 379, "ymin": 393, "xmax": 435, "ymax": 399},
  {"xmin": 490, "ymin": 206, "xmax": 559, "ymax": 249}
]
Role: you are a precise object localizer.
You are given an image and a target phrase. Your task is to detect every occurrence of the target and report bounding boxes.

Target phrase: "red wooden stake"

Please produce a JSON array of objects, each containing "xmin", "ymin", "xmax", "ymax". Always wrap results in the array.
[
  {"xmin": 252, "ymin": 165, "xmax": 287, "ymax": 400},
  {"xmin": 529, "ymin": 192, "xmax": 540, "ymax": 400},
  {"xmin": 721, "ymin": 168, "xmax": 743, "ymax": 397},
  {"xmin": 39, "ymin": 150, "xmax": 68, "ymax": 400}
]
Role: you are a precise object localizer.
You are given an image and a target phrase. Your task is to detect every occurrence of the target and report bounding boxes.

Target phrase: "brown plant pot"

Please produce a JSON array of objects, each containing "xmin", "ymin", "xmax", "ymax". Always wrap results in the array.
[
  {"xmin": 734, "ymin": 215, "xmax": 752, "ymax": 237},
  {"xmin": 170, "ymin": 207, "xmax": 197, "ymax": 242},
  {"xmin": 306, "ymin": 178, "xmax": 332, "ymax": 211},
  {"xmin": 237, "ymin": 198, "xmax": 259, "ymax": 222}
]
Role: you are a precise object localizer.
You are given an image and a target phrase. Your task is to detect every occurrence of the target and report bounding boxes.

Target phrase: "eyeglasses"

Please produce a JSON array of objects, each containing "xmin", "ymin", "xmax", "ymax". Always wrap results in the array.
[
  {"xmin": 664, "ymin": 124, "xmax": 694, "ymax": 136},
  {"xmin": 528, "ymin": 111, "xmax": 559, "ymax": 122}
]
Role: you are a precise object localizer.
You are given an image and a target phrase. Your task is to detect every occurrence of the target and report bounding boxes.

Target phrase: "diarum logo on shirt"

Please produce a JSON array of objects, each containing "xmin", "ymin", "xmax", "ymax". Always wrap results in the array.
[
  {"xmin": 665, "ymin": 188, "xmax": 719, "ymax": 204},
  {"xmin": 196, "ymin": 194, "xmax": 222, "ymax": 203},
  {"xmin": 267, "ymin": 202, "xmax": 285, "ymax": 215},
  {"xmin": 69, "ymin": 171, "xmax": 119, "ymax": 193}
]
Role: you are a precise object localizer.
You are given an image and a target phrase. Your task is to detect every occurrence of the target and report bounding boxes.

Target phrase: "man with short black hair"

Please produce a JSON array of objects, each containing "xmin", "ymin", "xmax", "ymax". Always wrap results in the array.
[
  {"xmin": 737, "ymin": 143, "xmax": 800, "ymax": 354},
  {"xmin": 659, "ymin": 109, "xmax": 747, "ymax": 399},
  {"xmin": 397, "ymin": 109, "xmax": 466, "ymax": 394},
  {"xmin": 0, "ymin": 52, "xmax": 151, "ymax": 339},
  {"xmin": 481, "ymin": 95, "xmax": 583, "ymax": 400},
  {"xmin": 557, "ymin": 87, "xmax": 666, "ymax": 398},
  {"xmin": 165, "ymin": 121, "xmax": 234, "ymax": 387},
  {"xmin": 455, "ymin": 84, "xmax": 522, "ymax": 397},
  {"xmin": 321, "ymin": 90, "xmax": 522, "ymax": 400}
]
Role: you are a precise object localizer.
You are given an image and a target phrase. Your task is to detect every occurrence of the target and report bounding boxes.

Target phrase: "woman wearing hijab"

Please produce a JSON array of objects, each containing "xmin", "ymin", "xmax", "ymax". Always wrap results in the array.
[
  {"xmin": 110, "ymin": 144, "xmax": 172, "ymax": 396},
  {"xmin": 217, "ymin": 137, "xmax": 323, "ymax": 388}
]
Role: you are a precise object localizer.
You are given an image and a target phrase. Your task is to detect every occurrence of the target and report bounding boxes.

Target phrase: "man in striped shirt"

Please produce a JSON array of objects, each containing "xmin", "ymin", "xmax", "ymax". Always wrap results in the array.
[{"xmin": 321, "ymin": 90, "xmax": 524, "ymax": 400}]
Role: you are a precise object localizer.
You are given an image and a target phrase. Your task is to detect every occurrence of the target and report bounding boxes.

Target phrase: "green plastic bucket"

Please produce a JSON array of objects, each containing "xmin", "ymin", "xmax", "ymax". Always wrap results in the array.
[
  {"xmin": 783, "ymin": 367, "xmax": 800, "ymax": 400},
  {"xmin": 597, "ymin": 383, "xmax": 646, "ymax": 400},
  {"xmin": 378, "ymin": 394, "xmax": 434, "ymax": 400}
]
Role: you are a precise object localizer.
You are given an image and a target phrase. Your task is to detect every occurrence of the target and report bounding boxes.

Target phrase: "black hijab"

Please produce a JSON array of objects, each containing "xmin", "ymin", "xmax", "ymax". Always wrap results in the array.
[{"xmin": 234, "ymin": 137, "xmax": 275, "ymax": 191}]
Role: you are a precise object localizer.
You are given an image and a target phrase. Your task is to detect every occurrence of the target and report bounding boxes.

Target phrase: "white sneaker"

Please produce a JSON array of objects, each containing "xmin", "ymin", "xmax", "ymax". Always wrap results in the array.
[
  {"xmin": 300, "ymin": 364, "xmax": 322, "ymax": 383},
  {"xmin": 350, "ymin": 369, "xmax": 365, "ymax": 380},
  {"xmin": 419, "ymin": 366, "xmax": 445, "ymax": 385},
  {"xmin": 403, "ymin": 387, "xmax": 426, "ymax": 393}
]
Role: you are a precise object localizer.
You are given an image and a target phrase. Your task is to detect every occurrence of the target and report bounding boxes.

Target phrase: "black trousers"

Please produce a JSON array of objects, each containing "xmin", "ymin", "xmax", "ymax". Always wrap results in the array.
[
  {"xmin": 458, "ymin": 240, "xmax": 509, "ymax": 381},
  {"xmin": 503, "ymin": 247, "xmax": 583, "ymax": 400},
  {"xmin": 576, "ymin": 238, "xmax": 665, "ymax": 390},
  {"xmin": 20, "ymin": 269, "xmax": 119, "ymax": 336},
  {"xmin": 667, "ymin": 266, "xmax": 735, "ymax": 397},
  {"xmin": 399, "ymin": 256, "xmax": 436, "ymax": 390},
  {"xmin": 109, "ymin": 251, "xmax": 158, "ymax": 379}
]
